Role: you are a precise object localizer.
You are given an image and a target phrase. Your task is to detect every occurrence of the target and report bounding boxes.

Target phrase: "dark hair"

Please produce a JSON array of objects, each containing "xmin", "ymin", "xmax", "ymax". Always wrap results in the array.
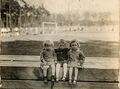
[
  {"xmin": 43, "ymin": 40, "xmax": 53, "ymax": 47},
  {"xmin": 70, "ymin": 40, "xmax": 80, "ymax": 47},
  {"xmin": 59, "ymin": 39, "xmax": 66, "ymax": 46}
]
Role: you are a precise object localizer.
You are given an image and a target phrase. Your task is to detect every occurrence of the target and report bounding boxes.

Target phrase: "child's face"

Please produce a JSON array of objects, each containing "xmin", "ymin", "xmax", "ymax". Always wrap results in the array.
[
  {"xmin": 45, "ymin": 45, "xmax": 52, "ymax": 51},
  {"xmin": 71, "ymin": 42, "xmax": 78, "ymax": 51},
  {"xmin": 59, "ymin": 44, "xmax": 65, "ymax": 49}
]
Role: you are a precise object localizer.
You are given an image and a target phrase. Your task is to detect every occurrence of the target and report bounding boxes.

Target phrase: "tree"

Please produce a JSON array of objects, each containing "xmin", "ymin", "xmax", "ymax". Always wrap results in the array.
[
  {"xmin": 1, "ymin": 0, "xmax": 50, "ymax": 28},
  {"xmin": 1, "ymin": 0, "xmax": 20, "ymax": 29}
]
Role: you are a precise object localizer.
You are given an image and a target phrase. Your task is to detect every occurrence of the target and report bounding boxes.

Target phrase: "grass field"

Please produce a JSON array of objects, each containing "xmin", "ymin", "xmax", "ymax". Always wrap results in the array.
[
  {"xmin": 1, "ymin": 39, "xmax": 118, "ymax": 57},
  {"xmin": 1, "ymin": 26, "xmax": 119, "ymax": 57}
]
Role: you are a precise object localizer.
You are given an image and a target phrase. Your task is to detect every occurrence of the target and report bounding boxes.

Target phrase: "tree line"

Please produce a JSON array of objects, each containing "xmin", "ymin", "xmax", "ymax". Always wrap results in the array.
[
  {"xmin": 0, "ymin": 0, "xmax": 50, "ymax": 30},
  {"xmin": 0, "ymin": 0, "xmax": 115, "ymax": 29}
]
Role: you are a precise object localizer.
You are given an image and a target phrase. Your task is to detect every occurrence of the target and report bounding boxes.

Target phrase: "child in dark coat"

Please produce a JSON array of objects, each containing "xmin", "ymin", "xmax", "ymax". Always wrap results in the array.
[{"xmin": 55, "ymin": 39, "xmax": 69, "ymax": 82}]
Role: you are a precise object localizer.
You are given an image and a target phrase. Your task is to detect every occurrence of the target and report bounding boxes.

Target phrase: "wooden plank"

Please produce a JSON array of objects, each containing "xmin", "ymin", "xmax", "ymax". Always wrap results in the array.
[
  {"xmin": 0, "ymin": 61, "xmax": 119, "ymax": 69},
  {"xmin": 0, "ymin": 55, "xmax": 119, "ymax": 69},
  {"xmin": 0, "ymin": 55, "xmax": 118, "ymax": 62},
  {"xmin": 0, "ymin": 61, "xmax": 40, "ymax": 67},
  {"xmin": 1, "ymin": 80, "xmax": 119, "ymax": 89},
  {"xmin": 0, "ymin": 55, "xmax": 40, "ymax": 61},
  {"xmin": 1, "ymin": 68, "xmax": 119, "ymax": 82}
]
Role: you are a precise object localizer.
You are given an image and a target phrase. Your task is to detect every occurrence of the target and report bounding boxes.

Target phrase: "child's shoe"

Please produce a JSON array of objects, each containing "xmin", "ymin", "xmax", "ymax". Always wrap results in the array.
[
  {"xmin": 0, "ymin": 83, "xmax": 2, "ymax": 87},
  {"xmin": 62, "ymin": 77, "xmax": 66, "ymax": 81},
  {"xmin": 51, "ymin": 76, "xmax": 55, "ymax": 82},
  {"xmin": 44, "ymin": 77, "xmax": 48, "ymax": 84},
  {"xmin": 56, "ymin": 78, "xmax": 59, "ymax": 82},
  {"xmin": 69, "ymin": 79, "xmax": 72, "ymax": 85},
  {"xmin": 73, "ymin": 80, "xmax": 77, "ymax": 85}
]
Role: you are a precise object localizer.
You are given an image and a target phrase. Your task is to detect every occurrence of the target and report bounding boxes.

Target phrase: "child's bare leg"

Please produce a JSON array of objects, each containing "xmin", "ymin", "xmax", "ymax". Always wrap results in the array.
[
  {"xmin": 62, "ymin": 63, "xmax": 67, "ymax": 80},
  {"xmin": 51, "ymin": 64, "xmax": 55, "ymax": 76},
  {"xmin": 56, "ymin": 63, "xmax": 61, "ymax": 81},
  {"xmin": 69, "ymin": 67, "xmax": 73, "ymax": 84},
  {"xmin": 69, "ymin": 67, "xmax": 73, "ymax": 80},
  {"xmin": 73, "ymin": 67, "xmax": 78, "ymax": 84},
  {"xmin": 51, "ymin": 64, "xmax": 55, "ymax": 81},
  {"xmin": 43, "ymin": 66, "xmax": 49, "ymax": 83},
  {"xmin": 43, "ymin": 66, "xmax": 49, "ymax": 77},
  {"xmin": 74, "ymin": 67, "xmax": 78, "ymax": 80}
]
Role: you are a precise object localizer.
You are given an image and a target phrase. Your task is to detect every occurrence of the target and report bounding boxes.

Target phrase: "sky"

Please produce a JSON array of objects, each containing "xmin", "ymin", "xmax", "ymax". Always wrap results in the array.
[
  {"xmin": 21, "ymin": 0, "xmax": 119, "ymax": 20},
  {"xmin": 23, "ymin": 0, "xmax": 119, "ymax": 13}
]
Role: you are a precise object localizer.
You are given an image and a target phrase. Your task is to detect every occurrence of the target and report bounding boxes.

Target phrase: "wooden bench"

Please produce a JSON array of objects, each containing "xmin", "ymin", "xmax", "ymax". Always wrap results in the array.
[
  {"xmin": 0, "ymin": 55, "xmax": 119, "ymax": 88},
  {"xmin": 0, "ymin": 55, "xmax": 119, "ymax": 81}
]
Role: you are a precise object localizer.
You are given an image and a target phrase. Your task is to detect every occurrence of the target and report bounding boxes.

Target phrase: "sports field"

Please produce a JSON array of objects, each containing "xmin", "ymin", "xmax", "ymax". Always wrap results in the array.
[{"xmin": 0, "ymin": 25, "xmax": 119, "ymax": 89}]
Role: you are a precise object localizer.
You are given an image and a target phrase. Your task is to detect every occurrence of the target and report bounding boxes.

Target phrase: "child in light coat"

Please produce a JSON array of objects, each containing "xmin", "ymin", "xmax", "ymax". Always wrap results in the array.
[
  {"xmin": 68, "ymin": 40, "xmax": 85, "ymax": 85},
  {"xmin": 40, "ymin": 40, "xmax": 57, "ymax": 83}
]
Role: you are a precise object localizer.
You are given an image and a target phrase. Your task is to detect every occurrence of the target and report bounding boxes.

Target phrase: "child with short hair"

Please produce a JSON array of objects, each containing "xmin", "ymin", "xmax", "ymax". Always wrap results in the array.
[
  {"xmin": 55, "ymin": 39, "xmax": 69, "ymax": 82},
  {"xmin": 40, "ymin": 40, "xmax": 57, "ymax": 83},
  {"xmin": 68, "ymin": 40, "xmax": 85, "ymax": 85}
]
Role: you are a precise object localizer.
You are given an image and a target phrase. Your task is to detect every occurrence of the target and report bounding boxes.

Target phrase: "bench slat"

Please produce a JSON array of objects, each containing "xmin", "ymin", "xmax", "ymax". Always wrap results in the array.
[
  {"xmin": 0, "ymin": 55, "xmax": 118, "ymax": 62},
  {"xmin": 0, "ymin": 61, "xmax": 40, "ymax": 67},
  {"xmin": 0, "ymin": 55, "xmax": 119, "ymax": 69},
  {"xmin": 2, "ymin": 80, "xmax": 119, "ymax": 89},
  {"xmin": 0, "ymin": 55, "xmax": 40, "ymax": 61}
]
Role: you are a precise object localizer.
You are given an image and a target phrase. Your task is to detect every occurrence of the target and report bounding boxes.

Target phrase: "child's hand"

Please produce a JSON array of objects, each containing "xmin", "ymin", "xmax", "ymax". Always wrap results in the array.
[
  {"xmin": 80, "ymin": 63, "xmax": 84, "ymax": 69},
  {"xmin": 54, "ymin": 60, "xmax": 57, "ymax": 64},
  {"xmin": 77, "ymin": 62, "xmax": 84, "ymax": 69},
  {"xmin": 77, "ymin": 63, "xmax": 80, "ymax": 66},
  {"xmin": 80, "ymin": 60, "xmax": 84, "ymax": 64}
]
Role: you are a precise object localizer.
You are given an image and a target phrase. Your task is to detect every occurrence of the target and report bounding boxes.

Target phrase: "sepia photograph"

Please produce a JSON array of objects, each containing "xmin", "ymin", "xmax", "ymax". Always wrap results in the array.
[{"xmin": 0, "ymin": 0, "xmax": 119, "ymax": 89}]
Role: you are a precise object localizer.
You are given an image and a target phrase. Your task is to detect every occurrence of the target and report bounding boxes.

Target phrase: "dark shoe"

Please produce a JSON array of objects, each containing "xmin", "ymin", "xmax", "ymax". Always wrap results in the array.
[{"xmin": 44, "ymin": 77, "xmax": 48, "ymax": 84}]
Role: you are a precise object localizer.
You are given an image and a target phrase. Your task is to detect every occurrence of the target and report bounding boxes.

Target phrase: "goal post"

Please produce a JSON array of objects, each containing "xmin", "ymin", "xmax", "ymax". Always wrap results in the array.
[{"xmin": 42, "ymin": 22, "xmax": 57, "ymax": 34}]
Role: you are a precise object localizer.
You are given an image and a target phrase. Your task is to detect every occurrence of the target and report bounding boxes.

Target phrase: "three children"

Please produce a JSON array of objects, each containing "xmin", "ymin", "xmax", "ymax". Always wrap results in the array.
[{"xmin": 40, "ymin": 39, "xmax": 85, "ymax": 84}]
